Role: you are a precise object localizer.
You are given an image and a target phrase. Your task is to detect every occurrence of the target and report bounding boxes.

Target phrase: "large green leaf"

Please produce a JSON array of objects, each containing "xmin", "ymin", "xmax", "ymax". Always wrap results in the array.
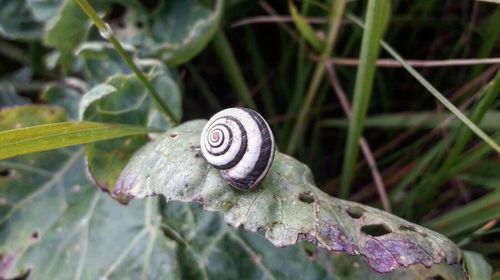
[
  {"xmin": 80, "ymin": 69, "xmax": 181, "ymax": 196},
  {"xmin": 115, "ymin": 120, "xmax": 467, "ymax": 274},
  {"xmin": 114, "ymin": 0, "xmax": 223, "ymax": 66}
]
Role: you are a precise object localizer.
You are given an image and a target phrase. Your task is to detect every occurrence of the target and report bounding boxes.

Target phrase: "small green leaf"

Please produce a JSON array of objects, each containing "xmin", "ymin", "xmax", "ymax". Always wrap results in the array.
[
  {"xmin": 115, "ymin": 120, "xmax": 465, "ymax": 274},
  {"xmin": 0, "ymin": 0, "xmax": 42, "ymax": 40},
  {"xmin": 41, "ymin": 84, "xmax": 83, "ymax": 120},
  {"xmin": 0, "ymin": 82, "xmax": 30, "ymax": 107},
  {"xmin": 77, "ymin": 42, "xmax": 132, "ymax": 83},
  {"xmin": 289, "ymin": 1, "xmax": 324, "ymax": 52},
  {"xmin": 463, "ymin": 251, "xmax": 492, "ymax": 280},
  {"xmin": 0, "ymin": 120, "xmax": 153, "ymax": 160},
  {"xmin": 44, "ymin": 0, "xmax": 89, "ymax": 69}
]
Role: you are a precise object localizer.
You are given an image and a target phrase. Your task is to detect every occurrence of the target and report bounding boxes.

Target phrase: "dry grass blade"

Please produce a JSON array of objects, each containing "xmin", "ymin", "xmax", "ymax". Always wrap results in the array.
[{"xmin": 326, "ymin": 65, "xmax": 391, "ymax": 212}]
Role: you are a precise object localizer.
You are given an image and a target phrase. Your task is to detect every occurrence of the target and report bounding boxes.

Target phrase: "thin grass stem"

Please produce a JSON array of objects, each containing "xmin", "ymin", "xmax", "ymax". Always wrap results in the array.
[{"xmin": 286, "ymin": 0, "xmax": 348, "ymax": 155}]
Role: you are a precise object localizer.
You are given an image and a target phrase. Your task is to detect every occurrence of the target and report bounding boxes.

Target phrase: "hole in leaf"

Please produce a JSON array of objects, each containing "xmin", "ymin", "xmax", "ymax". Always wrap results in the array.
[
  {"xmin": 31, "ymin": 231, "xmax": 39, "ymax": 240},
  {"xmin": 426, "ymin": 276, "xmax": 445, "ymax": 280},
  {"xmin": 361, "ymin": 224, "xmax": 392, "ymax": 237},
  {"xmin": 298, "ymin": 192, "xmax": 314, "ymax": 204},
  {"xmin": 169, "ymin": 133, "xmax": 179, "ymax": 138},
  {"xmin": 346, "ymin": 206, "xmax": 365, "ymax": 219},
  {"xmin": 399, "ymin": 225, "xmax": 427, "ymax": 236},
  {"xmin": 399, "ymin": 225, "xmax": 415, "ymax": 232},
  {"xmin": 0, "ymin": 169, "xmax": 14, "ymax": 177}
]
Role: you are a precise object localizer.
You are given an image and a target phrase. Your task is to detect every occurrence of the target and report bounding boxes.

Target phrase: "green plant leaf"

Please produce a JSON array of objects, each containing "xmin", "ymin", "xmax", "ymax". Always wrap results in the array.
[
  {"xmin": 44, "ymin": 0, "xmax": 89, "ymax": 69},
  {"xmin": 0, "ymin": 82, "xmax": 30, "ymax": 107},
  {"xmin": 289, "ymin": 1, "xmax": 324, "ymax": 52},
  {"xmin": 41, "ymin": 83, "xmax": 83, "ymax": 120},
  {"xmin": 0, "ymin": 0, "xmax": 42, "ymax": 40},
  {"xmin": 0, "ymin": 105, "xmax": 66, "ymax": 131},
  {"xmin": 80, "ymin": 69, "xmax": 181, "ymax": 197},
  {"xmin": 0, "ymin": 107, "xmax": 381, "ymax": 279},
  {"xmin": 463, "ymin": 251, "xmax": 492, "ymax": 280},
  {"xmin": 114, "ymin": 0, "xmax": 223, "ymax": 66},
  {"xmin": 77, "ymin": 42, "xmax": 132, "ymax": 83},
  {"xmin": 115, "ymin": 120, "xmax": 466, "ymax": 274}
]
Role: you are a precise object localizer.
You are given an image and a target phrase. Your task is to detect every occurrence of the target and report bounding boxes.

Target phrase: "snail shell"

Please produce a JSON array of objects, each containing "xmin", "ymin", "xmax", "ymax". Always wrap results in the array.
[{"xmin": 200, "ymin": 107, "xmax": 275, "ymax": 190}]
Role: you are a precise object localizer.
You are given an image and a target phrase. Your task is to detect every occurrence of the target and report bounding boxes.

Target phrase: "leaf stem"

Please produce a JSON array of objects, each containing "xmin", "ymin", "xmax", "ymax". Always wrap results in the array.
[
  {"xmin": 286, "ymin": 0, "xmax": 348, "ymax": 155},
  {"xmin": 74, "ymin": 0, "xmax": 179, "ymax": 125}
]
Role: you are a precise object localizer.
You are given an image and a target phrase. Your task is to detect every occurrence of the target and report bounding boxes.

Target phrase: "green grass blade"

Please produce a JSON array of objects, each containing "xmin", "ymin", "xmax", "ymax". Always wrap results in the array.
[
  {"xmin": 381, "ymin": 43, "xmax": 500, "ymax": 153},
  {"xmin": 442, "ymin": 71, "xmax": 500, "ymax": 169},
  {"xmin": 286, "ymin": 0, "xmax": 348, "ymax": 155},
  {"xmin": 340, "ymin": 0, "xmax": 391, "ymax": 198},
  {"xmin": 289, "ymin": 1, "xmax": 324, "ymax": 52},
  {"xmin": 348, "ymin": 14, "xmax": 500, "ymax": 155},
  {"xmin": 212, "ymin": 31, "xmax": 257, "ymax": 109},
  {"xmin": 321, "ymin": 111, "xmax": 500, "ymax": 130},
  {"xmin": 186, "ymin": 64, "xmax": 222, "ymax": 110},
  {"xmin": 0, "ymin": 122, "xmax": 155, "ymax": 160},
  {"xmin": 425, "ymin": 191, "xmax": 500, "ymax": 237}
]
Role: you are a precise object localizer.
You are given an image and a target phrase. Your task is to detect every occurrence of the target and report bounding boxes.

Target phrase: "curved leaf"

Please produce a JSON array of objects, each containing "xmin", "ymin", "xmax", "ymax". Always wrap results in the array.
[
  {"xmin": 116, "ymin": 120, "xmax": 465, "ymax": 274},
  {"xmin": 0, "ymin": 0, "xmax": 42, "ymax": 40},
  {"xmin": 43, "ymin": 0, "xmax": 89, "ymax": 69},
  {"xmin": 114, "ymin": 0, "xmax": 223, "ymax": 66},
  {"xmin": 80, "ymin": 70, "xmax": 181, "ymax": 197}
]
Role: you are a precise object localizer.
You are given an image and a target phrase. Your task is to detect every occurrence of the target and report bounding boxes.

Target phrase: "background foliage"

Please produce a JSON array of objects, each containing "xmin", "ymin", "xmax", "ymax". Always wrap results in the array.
[{"xmin": 0, "ymin": 0, "xmax": 499, "ymax": 279}]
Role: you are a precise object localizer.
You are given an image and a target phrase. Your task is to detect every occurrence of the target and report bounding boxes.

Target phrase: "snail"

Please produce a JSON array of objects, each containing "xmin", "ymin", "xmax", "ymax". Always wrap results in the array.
[{"xmin": 200, "ymin": 107, "xmax": 275, "ymax": 190}]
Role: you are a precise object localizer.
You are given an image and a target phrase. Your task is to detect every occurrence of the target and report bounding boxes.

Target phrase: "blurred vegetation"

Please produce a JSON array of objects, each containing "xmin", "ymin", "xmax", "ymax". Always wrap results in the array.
[{"xmin": 0, "ymin": 0, "xmax": 499, "ymax": 278}]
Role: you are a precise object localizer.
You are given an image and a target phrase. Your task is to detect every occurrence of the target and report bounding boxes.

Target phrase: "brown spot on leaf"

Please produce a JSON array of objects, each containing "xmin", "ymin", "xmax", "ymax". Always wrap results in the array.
[
  {"xmin": 169, "ymin": 132, "xmax": 179, "ymax": 138},
  {"xmin": 190, "ymin": 145, "xmax": 203, "ymax": 158},
  {"xmin": 318, "ymin": 224, "xmax": 354, "ymax": 254},
  {"xmin": 364, "ymin": 239, "xmax": 398, "ymax": 272},
  {"xmin": 364, "ymin": 237, "xmax": 436, "ymax": 273},
  {"xmin": 192, "ymin": 195, "xmax": 205, "ymax": 205}
]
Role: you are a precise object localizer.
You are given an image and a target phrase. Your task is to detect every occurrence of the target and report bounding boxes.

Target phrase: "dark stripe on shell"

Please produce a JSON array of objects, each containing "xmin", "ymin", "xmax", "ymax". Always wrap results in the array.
[
  {"xmin": 221, "ymin": 108, "xmax": 275, "ymax": 190},
  {"xmin": 209, "ymin": 116, "xmax": 247, "ymax": 169}
]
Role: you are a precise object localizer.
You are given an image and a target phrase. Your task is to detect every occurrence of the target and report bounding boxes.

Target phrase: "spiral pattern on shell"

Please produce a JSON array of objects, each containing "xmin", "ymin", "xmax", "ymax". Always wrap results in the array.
[{"xmin": 200, "ymin": 108, "xmax": 275, "ymax": 190}]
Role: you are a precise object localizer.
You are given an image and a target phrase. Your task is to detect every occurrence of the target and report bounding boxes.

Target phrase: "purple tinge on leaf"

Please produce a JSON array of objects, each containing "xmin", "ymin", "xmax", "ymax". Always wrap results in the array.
[{"xmin": 112, "ymin": 120, "xmax": 464, "ymax": 275}]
